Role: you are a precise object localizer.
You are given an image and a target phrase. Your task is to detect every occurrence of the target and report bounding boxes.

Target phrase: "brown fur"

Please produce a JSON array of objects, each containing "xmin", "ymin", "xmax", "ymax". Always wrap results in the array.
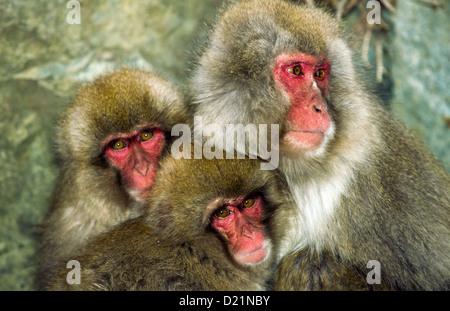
[
  {"xmin": 46, "ymin": 154, "xmax": 292, "ymax": 291},
  {"xmin": 37, "ymin": 68, "xmax": 190, "ymax": 289},
  {"xmin": 275, "ymin": 247, "xmax": 391, "ymax": 291}
]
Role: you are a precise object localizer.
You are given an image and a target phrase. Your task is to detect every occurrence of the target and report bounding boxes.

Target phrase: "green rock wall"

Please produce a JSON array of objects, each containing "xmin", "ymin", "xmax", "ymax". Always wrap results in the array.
[{"xmin": 390, "ymin": 0, "xmax": 450, "ymax": 169}]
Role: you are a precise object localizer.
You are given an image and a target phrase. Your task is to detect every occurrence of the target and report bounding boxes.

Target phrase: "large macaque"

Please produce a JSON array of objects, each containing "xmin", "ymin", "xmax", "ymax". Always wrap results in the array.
[
  {"xmin": 190, "ymin": 0, "xmax": 450, "ymax": 290},
  {"xmin": 37, "ymin": 68, "xmax": 190, "ymax": 289},
  {"xmin": 46, "ymin": 152, "xmax": 291, "ymax": 291}
]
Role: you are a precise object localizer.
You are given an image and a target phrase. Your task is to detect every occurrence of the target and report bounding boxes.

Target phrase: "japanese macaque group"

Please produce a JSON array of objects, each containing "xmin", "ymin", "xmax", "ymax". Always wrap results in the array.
[{"xmin": 38, "ymin": 0, "xmax": 449, "ymax": 291}]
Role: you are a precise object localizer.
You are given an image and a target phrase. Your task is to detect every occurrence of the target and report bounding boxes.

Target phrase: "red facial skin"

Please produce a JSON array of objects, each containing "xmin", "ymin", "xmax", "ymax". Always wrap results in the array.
[
  {"xmin": 210, "ymin": 196, "xmax": 269, "ymax": 265},
  {"xmin": 274, "ymin": 53, "xmax": 331, "ymax": 151},
  {"xmin": 103, "ymin": 127, "xmax": 165, "ymax": 200}
]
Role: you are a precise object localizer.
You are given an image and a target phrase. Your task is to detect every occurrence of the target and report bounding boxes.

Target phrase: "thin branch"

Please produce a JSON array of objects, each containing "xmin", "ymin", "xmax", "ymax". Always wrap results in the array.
[
  {"xmin": 375, "ymin": 39, "xmax": 387, "ymax": 82},
  {"xmin": 336, "ymin": 0, "xmax": 349, "ymax": 20},
  {"xmin": 362, "ymin": 26, "xmax": 372, "ymax": 68},
  {"xmin": 379, "ymin": 0, "xmax": 397, "ymax": 14},
  {"xmin": 418, "ymin": 0, "xmax": 444, "ymax": 9},
  {"xmin": 342, "ymin": 0, "xmax": 359, "ymax": 16}
]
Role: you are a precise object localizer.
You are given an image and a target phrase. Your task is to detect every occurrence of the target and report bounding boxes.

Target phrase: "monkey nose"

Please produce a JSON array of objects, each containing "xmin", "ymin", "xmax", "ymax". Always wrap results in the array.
[
  {"xmin": 311, "ymin": 101, "xmax": 327, "ymax": 114},
  {"xmin": 133, "ymin": 163, "xmax": 149, "ymax": 176},
  {"xmin": 242, "ymin": 225, "xmax": 255, "ymax": 239}
]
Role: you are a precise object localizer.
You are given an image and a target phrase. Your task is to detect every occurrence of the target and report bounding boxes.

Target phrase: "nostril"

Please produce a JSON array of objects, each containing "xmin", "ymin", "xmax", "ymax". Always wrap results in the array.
[{"xmin": 134, "ymin": 165, "xmax": 149, "ymax": 176}]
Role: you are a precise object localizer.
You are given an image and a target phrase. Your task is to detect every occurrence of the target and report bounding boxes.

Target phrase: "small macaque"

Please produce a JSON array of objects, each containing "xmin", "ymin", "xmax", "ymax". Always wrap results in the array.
[
  {"xmin": 37, "ymin": 68, "xmax": 190, "ymax": 289},
  {"xmin": 46, "ymin": 151, "xmax": 292, "ymax": 291}
]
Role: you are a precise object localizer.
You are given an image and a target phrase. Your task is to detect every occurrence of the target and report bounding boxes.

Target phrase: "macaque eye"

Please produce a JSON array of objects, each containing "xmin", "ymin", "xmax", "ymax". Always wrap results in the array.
[
  {"xmin": 140, "ymin": 130, "xmax": 153, "ymax": 142},
  {"xmin": 287, "ymin": 65, "xmax": 303, "ymax": 76},
  {"xmin": 215, "ymin": 208, "xmax": 231, "ymax": 218},
  {"xmin": 315, "ymin": 68, "xmax": 326, "ymax": 79},
  {"xmin": 110, "ymin": 140, "xmax": 127, "ymax": 150},
  {"xmin": 243, "ymin": 198, "xmax": 255, "ymax": 208}
]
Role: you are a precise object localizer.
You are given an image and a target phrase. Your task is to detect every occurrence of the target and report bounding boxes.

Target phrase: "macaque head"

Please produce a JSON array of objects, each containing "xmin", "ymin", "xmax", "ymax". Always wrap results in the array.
[
  {"xmin": 57, "ymin": 68, "xmax": 190, "ymax": 200},
  {"xmin": 145, "ymin": 153, "xmax": 289, "ymax": 266},
  {"xmin": 102, "ymin": 126, "xmax": 165, "ymax": 200},
  {"xmin": 273, "ymin": 53, "xmax": 332, "ymax": 153},
  {"xmin": 209, "ymin": 195, "xmax": 268, "ymax": 264},
  {"xmin": 191, "ymin": 0, "xmax": 357, "ymax": 161}
]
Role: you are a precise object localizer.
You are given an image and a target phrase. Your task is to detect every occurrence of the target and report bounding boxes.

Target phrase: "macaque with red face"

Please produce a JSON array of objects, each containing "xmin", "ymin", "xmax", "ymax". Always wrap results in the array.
[
  {"xmin": 103, "ymin": 127, "xmax": 165, "ymax": 200},
  {"xmin": 37, "ymin": 68, "xmax": 190, "ymax": 289},
  {"xmin": 211, "ymin": 196, "xmax": 269, "ymax": 265},
  {"xmin": 46, "ymin": 152, "xmax": 292, "ymax": 291},
  {"xmin": 274, "ymin": 53, "xmax": 332, "ymax": 152},
  {"xmin": 190, "ymin": 0, "xmax": 450, "ymax": 290}
]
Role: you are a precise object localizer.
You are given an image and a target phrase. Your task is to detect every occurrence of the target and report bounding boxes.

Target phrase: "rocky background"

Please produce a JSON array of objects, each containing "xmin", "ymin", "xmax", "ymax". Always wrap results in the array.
[{"xmin": 0, "ymin": 0, "xmax": 448, "ymax": 290}]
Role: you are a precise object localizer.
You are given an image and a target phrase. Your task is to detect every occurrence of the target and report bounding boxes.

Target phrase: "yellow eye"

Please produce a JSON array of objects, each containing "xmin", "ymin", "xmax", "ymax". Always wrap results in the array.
[
  {"xmin": 215, "ymin": 208, "xmax": 230, "ymax": 218},
  {"xmin": 288, "ymin": 65, "xmax": 303, "ymax": 76},
  {"xmin": 140, "ymin": 131, "xmax": 153, "ymax": 141},
  {"xmin": 315, "ymin": 68, "xmax": 325, "ymax": 79},
  {"xmin": 243, "ymin": 198, "xmax": 255, "ymax": 208},
  {"xmin": 110, "ymin": 140, "xmax": 126, "ymax": 150}
]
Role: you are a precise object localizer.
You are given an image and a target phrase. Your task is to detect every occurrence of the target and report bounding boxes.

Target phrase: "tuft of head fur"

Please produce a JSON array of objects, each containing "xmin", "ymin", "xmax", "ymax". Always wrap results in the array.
[{"xmin": 57, "ymin": 68, "xmax": 190, "ymax": 163}]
